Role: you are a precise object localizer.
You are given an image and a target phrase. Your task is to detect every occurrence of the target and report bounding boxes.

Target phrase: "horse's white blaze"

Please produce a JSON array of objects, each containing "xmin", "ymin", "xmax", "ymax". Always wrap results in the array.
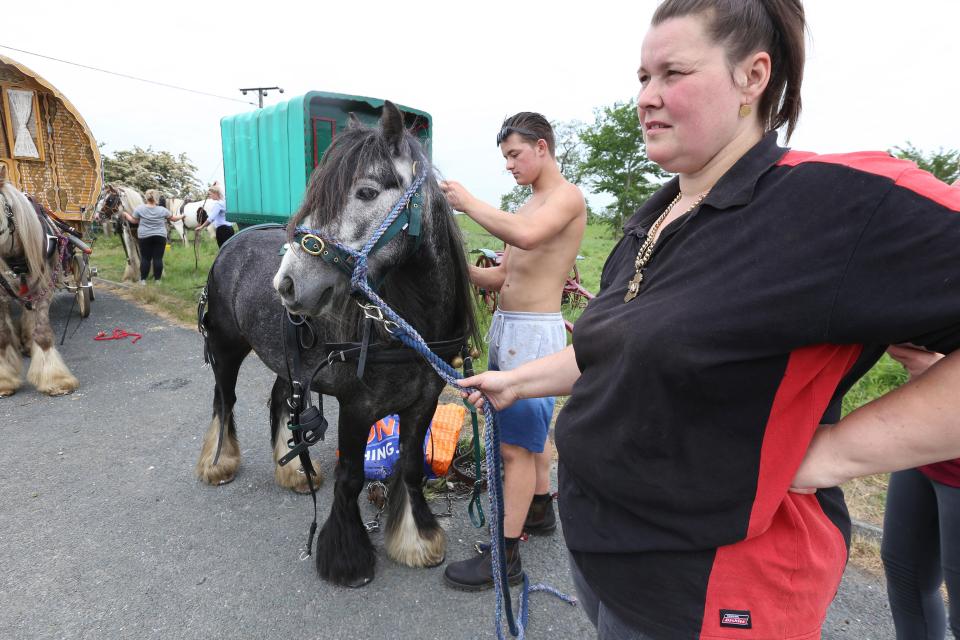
[
  {"xmin": 272, "ymin": 422, "xmax": 323, "ymax": 492},
  {"xmin": 196, "ymin": 416, "xmax": 240, "ymax": 485},
  {"xmin": 0, "ymin": 342, "xmax": 23, "ymax": 396},
  {"xmin": 25, "ymin": 342, "xmax": 78, "ymax": 396},
  {"xmin": 385, "ymin": 483, "xmax": 446, "ymax": 567}
]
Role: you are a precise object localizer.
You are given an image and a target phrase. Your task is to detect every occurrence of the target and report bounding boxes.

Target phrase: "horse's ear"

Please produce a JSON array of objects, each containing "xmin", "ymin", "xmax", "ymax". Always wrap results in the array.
[
  {"xmin": 347, "ymin": 112, "xmax": 363, "ymax": 129},
  {"xmin": 381, "ymin": 101, "xmax": 405, "ymax": 155},
  {"xmin": 0, "ymin": 164, "xmax": 7, "ymax": 184}
]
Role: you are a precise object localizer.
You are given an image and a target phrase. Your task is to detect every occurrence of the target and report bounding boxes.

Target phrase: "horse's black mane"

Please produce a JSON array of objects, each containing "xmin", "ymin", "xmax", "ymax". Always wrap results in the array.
[{"xmin": 289, "ymin": 120, "xmax": 480, "ymax": 351}]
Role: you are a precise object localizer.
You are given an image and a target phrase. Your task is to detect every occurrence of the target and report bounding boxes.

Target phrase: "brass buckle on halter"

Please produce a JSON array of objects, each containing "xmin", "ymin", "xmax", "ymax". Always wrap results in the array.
[{"xmin": 300, "ymin": 234, "xmax": 325, "ymax": 256}]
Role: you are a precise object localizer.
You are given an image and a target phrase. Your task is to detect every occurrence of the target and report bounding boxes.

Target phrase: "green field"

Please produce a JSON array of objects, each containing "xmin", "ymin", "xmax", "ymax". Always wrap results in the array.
[{"xmin": 87, "ymin": 231, "xmax": 219, "ymax": 324}]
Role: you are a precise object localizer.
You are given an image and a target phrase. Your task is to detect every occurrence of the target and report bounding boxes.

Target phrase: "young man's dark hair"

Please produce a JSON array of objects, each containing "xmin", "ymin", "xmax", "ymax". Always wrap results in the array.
[{"xmin": 496, "ymin": 112, "xmax": 556, "ymax": 157}]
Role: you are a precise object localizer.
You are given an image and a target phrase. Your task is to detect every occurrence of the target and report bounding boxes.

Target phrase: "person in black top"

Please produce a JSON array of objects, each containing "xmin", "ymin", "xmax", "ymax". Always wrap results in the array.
[{"xmin": 459, "ymin": 1, "xmax": 960, "ymax": 638}]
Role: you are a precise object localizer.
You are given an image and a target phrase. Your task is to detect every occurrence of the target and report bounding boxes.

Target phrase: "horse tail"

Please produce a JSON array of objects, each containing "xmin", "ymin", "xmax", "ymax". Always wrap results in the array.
[{"xmin": 0, "ymin": 182, "xmax": 50, "ymax": 286}]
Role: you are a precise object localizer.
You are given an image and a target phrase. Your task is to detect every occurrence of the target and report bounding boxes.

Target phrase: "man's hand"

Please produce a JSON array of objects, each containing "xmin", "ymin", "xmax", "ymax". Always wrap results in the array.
[{"xmin": 440, "ymin": 180, "xmax": 476, "ymax": 213}]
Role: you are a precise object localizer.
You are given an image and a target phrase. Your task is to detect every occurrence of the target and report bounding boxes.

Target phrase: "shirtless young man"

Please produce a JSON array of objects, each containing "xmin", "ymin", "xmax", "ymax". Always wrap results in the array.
[{"xmin": 440, "ymin": 112, "xmax": 586, "ymax": 590}]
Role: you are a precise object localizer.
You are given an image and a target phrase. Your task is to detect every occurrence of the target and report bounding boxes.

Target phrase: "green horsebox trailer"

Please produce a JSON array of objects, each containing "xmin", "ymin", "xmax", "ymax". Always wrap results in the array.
[{"xmin": 221, "ymin": 91, "xmax": 432, "ymax": 227}]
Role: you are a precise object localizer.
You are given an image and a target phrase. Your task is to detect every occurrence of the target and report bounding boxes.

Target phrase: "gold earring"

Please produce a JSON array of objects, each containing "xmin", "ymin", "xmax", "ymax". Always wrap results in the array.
[{"xmin": 739, "ymin": 104, "xmax": 752, "ymax": 118}]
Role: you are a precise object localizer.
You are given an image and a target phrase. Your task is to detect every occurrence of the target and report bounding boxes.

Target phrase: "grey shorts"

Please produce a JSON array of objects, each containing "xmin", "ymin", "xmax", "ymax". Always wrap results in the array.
[
  {"xmin": 487, "ymin": 309, "xmax": 566, "ymax": 452},
  {"xmin": 487, "ymin": 309, "xmax": 567, "ymax": 371}
]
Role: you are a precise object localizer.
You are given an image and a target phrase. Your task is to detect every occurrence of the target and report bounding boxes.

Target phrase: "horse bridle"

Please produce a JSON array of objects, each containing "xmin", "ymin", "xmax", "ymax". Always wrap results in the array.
[
  {"xmin": 286, "ymin": 165, "xmax": 428, "ymax": 288},
  {"xmin": 99, "ymin": 188, "xmax": 123, "ymax": 219}
]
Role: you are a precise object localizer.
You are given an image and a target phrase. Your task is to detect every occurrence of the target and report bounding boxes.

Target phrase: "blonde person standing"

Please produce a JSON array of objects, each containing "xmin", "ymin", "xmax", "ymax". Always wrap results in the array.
[
  {"xmin": 195, "ymin": 183, "xmax": 233, "ymax": 247},
  {"xmin": 123, "ymin": 189, "xmax": 183, "ymax": 284}
]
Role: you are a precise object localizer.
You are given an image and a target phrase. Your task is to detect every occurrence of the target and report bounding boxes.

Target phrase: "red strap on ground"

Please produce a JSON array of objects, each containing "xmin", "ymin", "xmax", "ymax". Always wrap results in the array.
[{"xmin": 94, "ymin": 328, "xmax": 142, "ymax": 344}]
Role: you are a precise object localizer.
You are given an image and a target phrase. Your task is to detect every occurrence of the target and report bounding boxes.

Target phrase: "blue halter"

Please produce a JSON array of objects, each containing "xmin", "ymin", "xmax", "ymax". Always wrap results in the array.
[{"xmin": 286, "ymin": 167, "xmax": 428, "ymax": 292}]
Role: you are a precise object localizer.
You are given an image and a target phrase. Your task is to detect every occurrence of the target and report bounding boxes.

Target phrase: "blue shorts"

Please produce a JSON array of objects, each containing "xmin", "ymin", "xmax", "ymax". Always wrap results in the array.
[{"xmin": 487, "ymin": 309, "xmax": 566, "ymax": 453}]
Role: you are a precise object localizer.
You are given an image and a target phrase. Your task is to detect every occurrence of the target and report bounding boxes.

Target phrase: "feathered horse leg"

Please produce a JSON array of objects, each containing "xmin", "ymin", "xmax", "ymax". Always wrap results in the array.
[
  {"xmin": 0, "ymin": 296, "xmax": 22, "ymax": 397},
  {"xmin": 385, "ymin": 391, "xmax": 447, "ymax": 568},
  {"xmin": 196, "ymin": 330, "xmax": 249, "ymax": 486},
  {"xmin": 269, "ymin": 375, "xmax": 323, "ymax": 493},
  {"xmin": 23, "ymin": 295, "xmax": 78, "ymax": 396},
  {"xmin": 121, "ymin": 222, "xmax": 140, "ymax": 283},
  {"xmin": 315, "ymin": 403, "xmax": 376, "ymax": 587}
]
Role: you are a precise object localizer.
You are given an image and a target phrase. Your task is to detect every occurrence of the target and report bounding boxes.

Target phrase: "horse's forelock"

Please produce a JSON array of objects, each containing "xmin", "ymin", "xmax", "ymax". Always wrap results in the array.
[{"xmin": 291, "ymin": 125, "xmax": 422, "ymax": 235}]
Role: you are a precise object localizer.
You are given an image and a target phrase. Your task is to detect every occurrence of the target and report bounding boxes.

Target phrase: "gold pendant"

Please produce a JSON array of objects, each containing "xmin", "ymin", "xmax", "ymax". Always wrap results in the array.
[{"xmin": 624, "ymin": 271, "xmax": 644, "ymax": 302}]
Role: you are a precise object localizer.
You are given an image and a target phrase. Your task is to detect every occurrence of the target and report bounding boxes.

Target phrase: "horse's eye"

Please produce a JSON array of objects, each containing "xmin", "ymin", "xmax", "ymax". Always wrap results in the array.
[{"xmin": 355, "ymin": 187, "xmax": 379, "ymax": 202}]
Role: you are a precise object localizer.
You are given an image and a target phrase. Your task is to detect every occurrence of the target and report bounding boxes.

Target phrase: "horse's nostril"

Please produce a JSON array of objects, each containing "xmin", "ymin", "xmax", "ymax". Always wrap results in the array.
[{"xmin": 278, "ymin": 276, "xmax": 294, "ymax": 297}]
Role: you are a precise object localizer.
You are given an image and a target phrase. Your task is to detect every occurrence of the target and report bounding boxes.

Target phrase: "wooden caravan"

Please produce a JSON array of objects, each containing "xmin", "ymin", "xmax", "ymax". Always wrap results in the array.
[{"xmin": 0, "ymin": 54, "xmax": 101, "ymax": 232}]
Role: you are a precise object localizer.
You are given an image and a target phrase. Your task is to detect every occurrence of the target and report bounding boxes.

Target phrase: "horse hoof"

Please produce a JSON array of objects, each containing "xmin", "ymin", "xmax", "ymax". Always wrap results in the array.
[
  {"xmin": 275, "ymin": 459, "xmax": 323, "ymax": 493},
  {"xmin": 423, "ymin": 554, "xmax": 445, "ymax": 569},
  {"xmin": 344, "ymin": 575, "xmax": 374, "ymax": 589},
  {"xmin": 196, "ymin": 461, "xmax": 239, "ymax": 487},
  {"xmin": 42, "ymin": 387, "xmax": 75, "ymax": 397}
]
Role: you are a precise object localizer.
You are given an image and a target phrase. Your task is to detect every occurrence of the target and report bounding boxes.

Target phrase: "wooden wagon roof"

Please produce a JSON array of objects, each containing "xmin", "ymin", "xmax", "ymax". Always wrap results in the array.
[{"xmin": 0, "ymin": 54, "xmax": 102, "ymax": 220}]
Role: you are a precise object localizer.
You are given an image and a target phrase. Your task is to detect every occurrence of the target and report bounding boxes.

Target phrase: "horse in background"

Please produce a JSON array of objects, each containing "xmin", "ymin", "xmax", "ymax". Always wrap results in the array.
[
  {"xmin": 95, "ymin": 184, "xmax": 143, "ymax": 282},
  {"xmin": 162, "ymin": 197, "xmax": 216, "ymax": 246},
  {"xmin": 0, "ymin": 165, "xmax": 79, "ymax": 396},
  {"xmin": 195, "ymin": 102, "xmax": 477, "ymax": 587}
]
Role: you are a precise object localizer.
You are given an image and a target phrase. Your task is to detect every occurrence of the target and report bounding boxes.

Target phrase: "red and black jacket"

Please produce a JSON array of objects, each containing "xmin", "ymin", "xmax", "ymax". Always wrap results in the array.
[{"xmin": 556, "ymin": 132, "xmax": 960, "ymax": 639}]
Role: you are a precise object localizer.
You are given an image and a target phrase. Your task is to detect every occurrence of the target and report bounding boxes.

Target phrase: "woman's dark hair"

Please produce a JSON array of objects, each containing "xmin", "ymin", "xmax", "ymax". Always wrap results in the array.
[{"xmin": 652, "ymin": 0, "xmax": 806, "ymax": 140}]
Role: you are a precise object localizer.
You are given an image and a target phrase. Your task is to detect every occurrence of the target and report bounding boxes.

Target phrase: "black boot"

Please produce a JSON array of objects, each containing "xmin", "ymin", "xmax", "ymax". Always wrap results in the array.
[
  {"xmin": 443, "ymin": 539, "xmax": 523, "ymax": 591},
  {"xmin": 524, "ymin": 493, "xmax": 556, "ymax": 535}
]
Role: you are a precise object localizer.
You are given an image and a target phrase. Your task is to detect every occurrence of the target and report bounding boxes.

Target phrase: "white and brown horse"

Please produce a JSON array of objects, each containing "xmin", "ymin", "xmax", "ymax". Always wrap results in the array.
[
  {"xmin": 0, "ymin": 166, "xmax": 78, "ymax": 396},
  {"xmin": 95, "ymin": 184, "xmax": 143, "ymax": 282},
  {"xmin": 161, "ymin": 197, "xmax": 216, "ymax": 247}
]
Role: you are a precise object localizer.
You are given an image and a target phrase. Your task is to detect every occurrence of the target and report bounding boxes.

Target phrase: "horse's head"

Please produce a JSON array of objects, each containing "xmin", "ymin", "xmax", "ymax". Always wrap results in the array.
[
  {"xmin": 97, "ymin": 184, "xmax": 122, "ymax": 220},
  {"xmin": 274, "ymin": 102, "xmax": 432, "ymax": 317}
]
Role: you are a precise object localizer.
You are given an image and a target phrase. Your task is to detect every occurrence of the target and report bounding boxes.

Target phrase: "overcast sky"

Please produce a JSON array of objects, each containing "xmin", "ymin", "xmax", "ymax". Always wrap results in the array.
[{"xmin": 5, "ymin": 0, "xmax": 959, "ymax": 210}]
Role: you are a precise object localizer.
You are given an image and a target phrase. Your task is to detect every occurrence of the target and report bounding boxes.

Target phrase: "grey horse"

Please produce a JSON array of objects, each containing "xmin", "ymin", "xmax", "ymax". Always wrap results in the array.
[{"xmin": 195, "ymin": 102, "xmax": 478, "ymax": 588}]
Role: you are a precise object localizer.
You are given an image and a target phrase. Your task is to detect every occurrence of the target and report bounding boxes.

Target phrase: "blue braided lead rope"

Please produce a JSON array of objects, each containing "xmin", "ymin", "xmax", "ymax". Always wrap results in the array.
[{"xmin": 352, "ymin": 277, "xmax": 576, "ymax": 639}]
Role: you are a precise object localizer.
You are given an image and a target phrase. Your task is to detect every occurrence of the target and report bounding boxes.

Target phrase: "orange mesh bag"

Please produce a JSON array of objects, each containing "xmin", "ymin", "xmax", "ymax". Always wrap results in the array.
[{"xmin": 424, "ymin": 403, "xmax": 467, "ymax": 478}]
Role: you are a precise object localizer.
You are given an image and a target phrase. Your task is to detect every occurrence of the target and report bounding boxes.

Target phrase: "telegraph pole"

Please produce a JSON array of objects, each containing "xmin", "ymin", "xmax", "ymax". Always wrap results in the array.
[{"xmin": 239, "ymin": 86, "xmax": 284, "ymax": 108}]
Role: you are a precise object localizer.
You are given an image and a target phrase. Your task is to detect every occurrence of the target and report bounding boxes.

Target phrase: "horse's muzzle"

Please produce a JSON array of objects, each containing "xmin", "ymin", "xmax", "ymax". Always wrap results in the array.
[{"xmin": 274, "ymin": 273, "xmax": 335, "ymax": 316}]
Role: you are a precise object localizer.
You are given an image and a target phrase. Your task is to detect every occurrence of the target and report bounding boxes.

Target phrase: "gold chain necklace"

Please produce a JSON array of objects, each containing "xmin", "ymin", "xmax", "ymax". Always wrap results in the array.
[{"xmin": 623, "ymin": 190, "xmax": 708, "ymax": 302}]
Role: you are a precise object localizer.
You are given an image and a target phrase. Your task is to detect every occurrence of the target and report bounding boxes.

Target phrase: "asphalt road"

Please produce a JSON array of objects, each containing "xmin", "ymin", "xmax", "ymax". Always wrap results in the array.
[{"xmin": 0, "ymin": 286, "xmax": 897, "ymax": 639}]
